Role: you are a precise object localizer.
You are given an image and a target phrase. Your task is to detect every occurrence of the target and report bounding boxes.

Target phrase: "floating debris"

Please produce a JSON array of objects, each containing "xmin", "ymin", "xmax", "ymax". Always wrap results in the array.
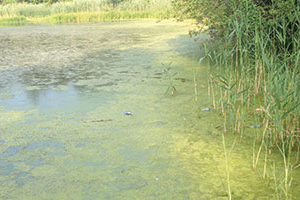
[
  {"xmin": 82, "ymin": 119, "xmax": 113, "ymax": 123},
  {"xmin": 202, "ymin": 108, "xmax": 212, "ymax": 111},
  {"xmin": 1, "ymin": 146, "xmax": 24, "ymax": 158},
  {"xmin": 123, "ymin": 111, "xmax": 133, "ymax": 116},
  {"xmin": 249, "ymin": 124, "xmax": 261, "ymax": 128},
  {"xmin": 215, "ymin": 125, "xmax": 223, "ymax": 130},
  {"xmin": 90, "ymin": 119, "xmax": 113, "ymax": 123}
]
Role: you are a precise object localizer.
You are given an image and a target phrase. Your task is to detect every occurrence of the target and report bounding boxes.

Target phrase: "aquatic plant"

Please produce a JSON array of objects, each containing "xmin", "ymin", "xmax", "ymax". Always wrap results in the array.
[{"xmin": 162, "ymin": 64, "xmax": 177, "ymax": 96}]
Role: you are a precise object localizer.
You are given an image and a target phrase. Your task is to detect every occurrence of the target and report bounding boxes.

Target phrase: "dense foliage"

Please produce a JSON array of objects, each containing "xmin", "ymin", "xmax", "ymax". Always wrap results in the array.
[
  {"xmin": 173, "ymin": 0, "xmax": 298, "ymax": 46},
  {"xmin": 172, "ymin": 0, "xmax": 299, "ymax": 134}
]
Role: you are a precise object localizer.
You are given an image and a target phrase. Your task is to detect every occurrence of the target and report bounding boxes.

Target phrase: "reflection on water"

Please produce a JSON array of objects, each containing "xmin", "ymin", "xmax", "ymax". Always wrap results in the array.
[
  {"xmin": 0, "ymin": 21, "xmax": 299, "ymax": 199},
  {"xmin": 1, "ymin": 82, "xmax": 115, "ymax": 115}
]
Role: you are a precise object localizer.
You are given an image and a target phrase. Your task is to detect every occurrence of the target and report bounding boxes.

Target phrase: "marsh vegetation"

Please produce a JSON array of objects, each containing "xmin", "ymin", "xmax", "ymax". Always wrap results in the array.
[
  {"xmin": 0, "ymin": 0, "xmax": 172, "ymax": 25},
  {"xmin": 174, "ymin": 0, "xmax": 299, "ymax": 199}
]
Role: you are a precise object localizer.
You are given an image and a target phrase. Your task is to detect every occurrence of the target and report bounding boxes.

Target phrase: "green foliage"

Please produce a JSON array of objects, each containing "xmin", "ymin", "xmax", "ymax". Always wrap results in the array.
[
  {"xmin": 41, "ymin": 10, "xmax": 170, "ymax": 24},
  {"xmin": 172, "ymin": 0, "xmax": 299, "ymax": 52},
  {"xmin": 0, "ymin": 0, "xmax": 172, "ymax": 18},
  {"xmin": 0, "ymin": 0, "xmax": 172, "ymax": 25},
  {"xmin": 0, "ymin": 15, "xmax": 26, "ymax": 26},
  {"xmin": 0, "ymin": 3, "xmax": 51, "ymax": 17}
]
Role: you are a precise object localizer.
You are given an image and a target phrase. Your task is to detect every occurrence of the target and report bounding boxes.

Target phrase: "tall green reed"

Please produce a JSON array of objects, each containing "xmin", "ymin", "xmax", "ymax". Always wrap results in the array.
[
  {"xmin": 0, "ymin": 0, "xmax": 172, "ymax": 25},
  {"xmin": 204, "ymin": 0, "xmax": 299, "ymax": 198},
  {"xmin": 0, "ymin": 0, "xmax": 172, "ymax": 18}
]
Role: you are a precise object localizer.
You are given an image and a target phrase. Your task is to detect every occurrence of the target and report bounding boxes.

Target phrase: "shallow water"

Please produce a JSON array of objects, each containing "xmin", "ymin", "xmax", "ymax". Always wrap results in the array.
[{"xmin": 0, "ymin": 20, "xmax": 299, "ymax": 199}]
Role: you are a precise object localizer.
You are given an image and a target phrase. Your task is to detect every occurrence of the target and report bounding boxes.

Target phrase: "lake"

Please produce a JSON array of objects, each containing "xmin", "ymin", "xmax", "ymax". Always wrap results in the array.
[{"xmin": 0, "ymin": 20, "xmax": 298, "ymax": 199}]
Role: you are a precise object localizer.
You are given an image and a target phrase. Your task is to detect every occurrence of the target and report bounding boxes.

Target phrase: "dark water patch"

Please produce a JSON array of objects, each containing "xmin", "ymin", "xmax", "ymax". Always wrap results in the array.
[
  {"xmin": 75, "ymin": 143, "xmax": 86, "ymax": 148},
  {"xmin": 74, "ymin": 139, "xmax": 91, "ymax": 149},
  {"xmin": 15, "ymin": 171, "xmax": 33, "ymax": 187},
  {"xmin": 103, "ymin": 175, "xmax": 148, "ymax": 191},
  {"xmin": 82, "ymin": 160, "xmax": 106, "ymax": 168},
  {"xmin": 26, "ymin": 159, "xmax": 45, "ymax": 168},
  {"xmin": 135, "ymin": 122, "xmax": 143, "ymax": 126},
  {"xmin": 0, "ymin": 146, "xmax": 24, "ymax": 158},
  {"xmin": 0, "ymin": 160, "xmax": 16, "ymax": 176},
  {"xmin": 25, "ymin": 140, "xmax": 64, "ymax": 151},
  {"xmin": 0, "ymin": 139, "xmax": 6, "ymax": 145}
]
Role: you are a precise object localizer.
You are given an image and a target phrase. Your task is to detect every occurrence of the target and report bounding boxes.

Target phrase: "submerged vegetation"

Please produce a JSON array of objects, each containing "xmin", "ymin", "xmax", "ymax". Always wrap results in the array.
[
  {"xmin": 0, "ymin": 0, "xmax": 172, "ymax": 25},
  {"xmin": 173, "ymin": 0, "xmax": 299, "ymax": 199}
]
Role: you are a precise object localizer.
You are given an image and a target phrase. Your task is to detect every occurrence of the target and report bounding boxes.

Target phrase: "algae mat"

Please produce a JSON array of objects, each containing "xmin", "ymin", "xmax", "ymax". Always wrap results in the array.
[{"xmin": 0, "ymin": 20, "xmax": 296, "ymax": 199}]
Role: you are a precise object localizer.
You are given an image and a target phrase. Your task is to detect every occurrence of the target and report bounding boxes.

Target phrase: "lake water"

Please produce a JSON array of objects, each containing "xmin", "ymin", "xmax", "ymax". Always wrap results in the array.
[{"xmin": 0, "ymin": 20, "xmax": 299, "ymax": 199}]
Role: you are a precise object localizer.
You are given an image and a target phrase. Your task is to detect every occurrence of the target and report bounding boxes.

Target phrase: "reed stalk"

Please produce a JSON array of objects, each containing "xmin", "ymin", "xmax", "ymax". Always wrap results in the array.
[{"xmin": 222, "ymin": 133, "xmax": 232, "ymax": 200}]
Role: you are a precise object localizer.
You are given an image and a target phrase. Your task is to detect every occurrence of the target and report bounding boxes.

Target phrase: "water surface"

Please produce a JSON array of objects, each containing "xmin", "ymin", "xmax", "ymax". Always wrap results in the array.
[{"xmin": 0, "ymin": 20, "xmax": 299, "ymax": 199}]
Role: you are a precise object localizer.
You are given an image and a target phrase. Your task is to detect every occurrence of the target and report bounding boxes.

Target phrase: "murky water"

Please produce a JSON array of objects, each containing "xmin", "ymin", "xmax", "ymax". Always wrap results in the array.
[{"xmin": 0, "ymin": 20, "xmax": 299, "ymax": 199}]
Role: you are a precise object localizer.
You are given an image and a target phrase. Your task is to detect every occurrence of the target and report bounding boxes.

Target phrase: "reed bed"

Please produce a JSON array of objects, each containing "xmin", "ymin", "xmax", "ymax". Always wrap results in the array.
[
  {"xmin": 0, "ymin": 0, "xmax": 172, "ymax": 25},
  {"xmin": 203, "ymin": 1, "xmax": 299, "ymax": 199},
  {"xmin": 0, "ymin": 16, "xmax": 27, "ymax": 26},
  {"xmin": 36, "ymin": 10, "xmax": 171, "ymax": 24}
]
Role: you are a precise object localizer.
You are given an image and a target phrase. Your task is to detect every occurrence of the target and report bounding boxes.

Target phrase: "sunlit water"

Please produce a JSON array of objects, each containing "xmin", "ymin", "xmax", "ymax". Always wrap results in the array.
[{"xmin": 0, "ymin": 20, "xmax": 299, "ymax": 199}]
